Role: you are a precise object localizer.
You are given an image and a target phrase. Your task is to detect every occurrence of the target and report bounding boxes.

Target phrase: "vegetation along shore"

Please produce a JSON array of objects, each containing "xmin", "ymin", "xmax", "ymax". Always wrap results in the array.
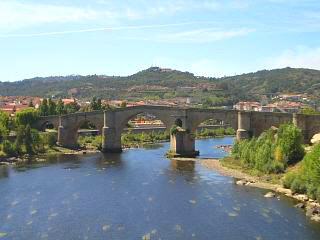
[{"xmin": 199, "ymin": 123, "xmax": 320, "ymax": 223}]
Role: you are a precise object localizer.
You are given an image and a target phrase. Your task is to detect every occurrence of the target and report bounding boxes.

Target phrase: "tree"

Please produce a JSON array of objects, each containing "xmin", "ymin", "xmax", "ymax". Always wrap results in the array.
[
  {"xmin": 276, "ymin": 123, "xmax": 305, "ymax": 165},
  {"xmin": 97, "ymin": 98, "xmax": 102, "ymax": 110},
  {"xmin": 300, "ymin": 108, "xmax": 320, "ymax": 115},
  {"xmin": 56, "ymin": 98, "xmax": 65, "ymax": 115},
  {"xmin": 48, "ymin": 98, "xmax": 57, "ymax": 115},
  {"xmin": 15, "ymin": 108, "xmax": 38, "ymax": 127},
  {"xmin": 24, "ymin": 125, "xmax": 33, "ymax": 154},
  {"xmin": 39, "ymin": 99, "xmax": 49, "ymax": 116},
  {"xmin": 90, "ymin": 97, "xmax": 102, "ymax": 111},
  {"xmin": 64, "ymin": 102, "xmax": 80, "ymax": 113},
  {"xmin": 120, "ymin": 101, "xmax": 127, "ymax": 108},
  {"xmin": 47, "ymin": 133, "xmax": 57, "ymax": 148},
  {"xmin": 28, "ymin": 99, "xmax": 34, "ymax": 108},
  {"xmin": 0, "ymin": 111, "xmax": 9, "ymax": 128}
]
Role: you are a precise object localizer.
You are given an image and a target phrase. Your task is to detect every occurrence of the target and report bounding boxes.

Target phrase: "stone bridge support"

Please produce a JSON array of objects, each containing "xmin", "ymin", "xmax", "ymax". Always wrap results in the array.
[
  {"xmin": 102, "ymin": 111, "xmax": 122, "ymax": 153},
  {"xmin": 168, "ymin": 111, "xmax": 199, "ymax": 157},
  {"xmin": 236, "ymin": 111, "xmax": 252, "ymax": 141},
  {"xmin": 57, "ymin": 117, "xmax": 75, "ymax": 148},
  {"xmin": 170, "ymin": 130, "xmax": 199, "ymax": 157}
]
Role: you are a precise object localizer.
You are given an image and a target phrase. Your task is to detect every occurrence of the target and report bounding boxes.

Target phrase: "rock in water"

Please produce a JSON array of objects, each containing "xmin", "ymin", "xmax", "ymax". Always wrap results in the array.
[
  {"xmin": 236, "ymin": 180, "xmax": 247, "ymax": 185},
  {"xmin": 264, "ymin": 192, "xmax": 275, "ymax": 198},
  {"xmin": 311, "ymin": 214, "xmax": 320, "ymax": 222},
  {"xmin": 295, "ymin": 203, "xmax": 305, "ymax": 209}
]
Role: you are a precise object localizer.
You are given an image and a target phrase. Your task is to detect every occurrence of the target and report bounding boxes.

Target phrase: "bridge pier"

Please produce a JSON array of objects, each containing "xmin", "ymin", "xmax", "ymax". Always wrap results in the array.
[
  {"xmin": 101, "ymin": 127, "xmax": 122, "ymax": 153},
  {"xmin": 168, "ymin": 129, "xmax": 199, "ymax": 157},
  {"xmin": 57, "ymin": 125, "xmax": 78, "ymax": 148},
  {"xmin": 101, "ymin": 111, "xmax": 122, "ymax": 153},
  {"xmin": 293, "ymin": 113, "xmax": 309, "ymax": 144},
  {"xmin": 236, "ymin": 111, "xmax": 252, "ymax": 141}
]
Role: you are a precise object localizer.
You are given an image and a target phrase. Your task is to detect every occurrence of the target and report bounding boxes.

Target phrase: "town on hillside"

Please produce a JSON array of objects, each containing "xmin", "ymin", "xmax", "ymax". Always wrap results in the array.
[{"xmin": 0, "ymin": 92, "xmax": 318, "ymax": 118}]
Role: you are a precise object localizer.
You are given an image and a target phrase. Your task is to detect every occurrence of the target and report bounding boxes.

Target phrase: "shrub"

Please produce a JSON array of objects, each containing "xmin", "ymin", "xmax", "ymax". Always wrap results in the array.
[
  {"xmin": 15, "ymin": 108, "xmax": 38, "ymax": 126},
  {"xmin": 317, "ymin": 187, "xmax": 320, "ymax": 202},
  {"xmin": 170, "ymin": 125, "xmax": 178, "ymax": 135},
  {"xmin": 283, "ymin": 172, "xmax": 297, "ymax": 189},
  {"xmin": 225, "ymin": 127, "xmax": 236, "ymax": 135},
  {"xmin": 47, "ymin": 133, "xmax": 57, "ymax": 148},
  {"xmin": 290, "ymin": 175, "xmax": 307, "ymax": 194},
  {"xmin": 276, "ymin": 123, "xmax": 304, "ymax": 165},
  {"xmin": 232, "ymin": 123, "xmax": 304, "ymax": 174},
  {"xmin": 2, "ymin": 140, "xmax": 15, "ymax": 157}
]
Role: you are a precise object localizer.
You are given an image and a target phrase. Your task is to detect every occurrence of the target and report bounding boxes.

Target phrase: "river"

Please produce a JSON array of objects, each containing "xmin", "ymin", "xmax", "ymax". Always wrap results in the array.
[{"xmin": 0, "ymin": 137, "xmax": 320, "ymax": 239}]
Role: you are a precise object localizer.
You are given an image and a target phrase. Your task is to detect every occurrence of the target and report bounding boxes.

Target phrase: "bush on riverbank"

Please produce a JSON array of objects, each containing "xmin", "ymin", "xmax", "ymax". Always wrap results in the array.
[
  {"xmin": 0, "ymin": 109, "xmax": 49, "ymax": 158},
  {"xmin": 78, "ymin": 128, "xmax": 235, "ymax": 149},
  {"xmin": 121, "ymin": 131, "xmax": 170, "ymax": 148},
  {"xmin": 78, "ymin": 135, "xmax": 102, "ymax": 149},
  {"xmin": 196, "ymin": 127, "xmax": 235, "ymax": 138},
  {"xmin": 283, "ymin": 144, "xmax": 320, "ymax": 201},
  {"xmin": 232, "ymin": 123, "xmax": 305, "ymax": 174}
]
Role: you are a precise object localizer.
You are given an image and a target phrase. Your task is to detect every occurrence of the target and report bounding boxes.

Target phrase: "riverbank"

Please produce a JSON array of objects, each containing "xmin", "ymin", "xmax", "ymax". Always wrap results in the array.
[
  {"xmin": 0, "ymin": 146, "xmax": 99, "ymax": 165},
  {"xmin": 199, "ymin": 157, "xmax": 320, "ymax": 222}
]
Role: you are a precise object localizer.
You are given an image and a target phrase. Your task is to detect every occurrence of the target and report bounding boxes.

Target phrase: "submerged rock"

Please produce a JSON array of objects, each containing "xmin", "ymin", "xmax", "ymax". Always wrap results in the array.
[
  {"xmin": 264, "ymin": 192, "xmax": 275, "ymax": 198},
  {"xmin": 295, "ymin": 203, "xmax": 305, "ymax": 209},
  {"xmin": 236, "ymin": 179, "xmax": 247, "ymax": 185},
  {"xmin": 311, "ymin": 214, "xmax": 320, "ymax": 222}
]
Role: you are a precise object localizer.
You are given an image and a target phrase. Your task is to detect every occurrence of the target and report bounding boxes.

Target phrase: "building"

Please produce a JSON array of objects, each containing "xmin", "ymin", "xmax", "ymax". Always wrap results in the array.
[{"xmin": 234, "ymin": 102, "xmax": 261, "ymax": 111}]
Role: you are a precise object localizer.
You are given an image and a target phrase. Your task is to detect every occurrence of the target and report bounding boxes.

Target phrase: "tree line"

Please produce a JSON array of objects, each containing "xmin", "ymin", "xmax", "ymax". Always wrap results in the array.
[
  {"xmin": 231, "ymin": 123, "xmax": 320, "ymax": 201},
  {"xmin": 0, "ymin": 109, "xmax": 56, "ymax": 158}
]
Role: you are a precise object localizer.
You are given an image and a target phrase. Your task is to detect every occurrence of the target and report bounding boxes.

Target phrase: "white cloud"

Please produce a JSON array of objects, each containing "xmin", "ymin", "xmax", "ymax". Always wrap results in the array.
[
  {"xmin": 0, "ymin": 0, "xmax": 222, "ymax": 32},
  {"xmin": 0, "ymin": 22, "xmax": 215, "ymax": 38},
  {"xmin": 0, "ymin": 1, "xmax": 102, "ymax": 31},
  {"xmin": 130, "ymin": 27, "xmax": 254, "ymax": 43},
  {"xmin": 265, "ymin": 46, "xmax": 320, "ymax": 70}
]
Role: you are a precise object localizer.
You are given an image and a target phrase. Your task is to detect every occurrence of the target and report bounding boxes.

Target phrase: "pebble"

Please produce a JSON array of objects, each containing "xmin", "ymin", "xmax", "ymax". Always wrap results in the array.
[{"xmin": 264, "ymin": 192, "xmax": 275, "ymax": 198}]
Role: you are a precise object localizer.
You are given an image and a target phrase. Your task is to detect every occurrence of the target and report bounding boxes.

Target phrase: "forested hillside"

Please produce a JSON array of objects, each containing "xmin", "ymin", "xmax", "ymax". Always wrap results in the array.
[{"xmin": 1, "ymin": 67, "xmax": 320, "ymax": 102}]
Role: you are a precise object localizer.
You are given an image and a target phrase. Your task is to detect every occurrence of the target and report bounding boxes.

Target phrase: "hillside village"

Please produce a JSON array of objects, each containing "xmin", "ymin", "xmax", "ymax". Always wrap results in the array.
[{"xmin": 0, "ymin": 92, "xmax": 317, "ymax": 116}]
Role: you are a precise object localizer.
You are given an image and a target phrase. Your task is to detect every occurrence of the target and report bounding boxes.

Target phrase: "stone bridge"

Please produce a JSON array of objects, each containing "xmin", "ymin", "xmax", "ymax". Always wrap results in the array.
[{"xmin": 33, "ymin": 105, "xmax": 320, "ymax": 157}]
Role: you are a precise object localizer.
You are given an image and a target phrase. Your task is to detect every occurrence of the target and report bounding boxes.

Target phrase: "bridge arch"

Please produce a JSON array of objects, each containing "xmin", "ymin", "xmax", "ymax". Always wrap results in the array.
[
  {"xmin": 117, "ymin": 109, "xmax": 171, "ymax": 133},
  {"xmin": 188, "ymin": 110, "xmax": 238, "ymax": 133}
]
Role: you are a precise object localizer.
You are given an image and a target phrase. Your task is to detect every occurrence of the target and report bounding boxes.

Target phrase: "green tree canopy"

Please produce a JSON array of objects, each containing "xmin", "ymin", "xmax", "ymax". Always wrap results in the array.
[
  {"xmin": 39, "ymin": 98, "xmax": 49, "ymax": 116},
  {"xmin": 14, "ymin": 108, "xmax": 39, "ymax": 127}
]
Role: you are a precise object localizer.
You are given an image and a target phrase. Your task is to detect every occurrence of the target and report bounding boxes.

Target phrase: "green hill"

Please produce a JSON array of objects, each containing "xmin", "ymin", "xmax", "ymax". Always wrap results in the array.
[{"xmin": 1, "ymin": 67, "xmax": 320, "ymax": 103}]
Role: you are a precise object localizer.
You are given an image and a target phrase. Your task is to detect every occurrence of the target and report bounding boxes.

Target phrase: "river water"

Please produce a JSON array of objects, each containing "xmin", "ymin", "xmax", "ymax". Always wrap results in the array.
[{"xmin": 0, "ymin": 137, "xmax": 320, "ymax": 240}]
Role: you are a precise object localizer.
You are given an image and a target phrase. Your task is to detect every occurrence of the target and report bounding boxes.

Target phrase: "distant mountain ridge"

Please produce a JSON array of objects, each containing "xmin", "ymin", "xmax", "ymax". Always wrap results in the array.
[{"xmin": 1, "ymin": 67, "xmax": 320, "ymax": 101}]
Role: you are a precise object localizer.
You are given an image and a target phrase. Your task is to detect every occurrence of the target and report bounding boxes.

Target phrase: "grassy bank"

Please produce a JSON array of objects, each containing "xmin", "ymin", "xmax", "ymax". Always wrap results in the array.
[{"xmin": 227, "ymin": 123, "xmax": 320, "ymax": 202}]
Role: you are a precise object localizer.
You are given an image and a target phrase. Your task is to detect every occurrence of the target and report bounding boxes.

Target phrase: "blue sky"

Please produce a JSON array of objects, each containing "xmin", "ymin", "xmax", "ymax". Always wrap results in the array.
[{"xmin": 0, "ymin": 0, "xmax": 319, "ymax": 81}]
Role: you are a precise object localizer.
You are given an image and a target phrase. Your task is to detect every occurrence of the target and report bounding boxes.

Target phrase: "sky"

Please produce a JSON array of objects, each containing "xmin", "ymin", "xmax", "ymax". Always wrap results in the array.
[{"xmin": 0, "ymin": 0, "xmax": 320, "ymax": 82}]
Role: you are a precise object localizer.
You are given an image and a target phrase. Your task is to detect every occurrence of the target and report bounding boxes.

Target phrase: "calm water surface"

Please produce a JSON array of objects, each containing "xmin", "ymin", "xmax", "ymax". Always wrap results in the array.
[{"xmin": 0, "ymin": 137, "xmax": 320, "ymax": 240}]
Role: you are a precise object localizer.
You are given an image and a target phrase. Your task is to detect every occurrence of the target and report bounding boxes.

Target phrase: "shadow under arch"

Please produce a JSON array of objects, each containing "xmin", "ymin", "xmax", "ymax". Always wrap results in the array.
[
  {"xmin": 189, "ymin": 111, "xmax": 236, "ymax": 134},
  {"xmin": 118, "ymin": 110, "xmax": 171, "ymax": 133},
  {"xmin": 117, "ymin": 110, "xmax": 170, "ymax": 149},
  {"xmin": 40, "ymin": 120, "xmax": 58, "ymax": 132}
]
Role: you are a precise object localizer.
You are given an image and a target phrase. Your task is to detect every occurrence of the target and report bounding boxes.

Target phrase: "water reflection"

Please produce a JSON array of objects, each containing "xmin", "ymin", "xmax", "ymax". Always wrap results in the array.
[
  {"xmin": 97, "ymin": 153, "xmax": 124, "ymax": 169},
  {"xmin": 171, "ymin": 159, "xmax": 195, "ymax": 172},
  {"xmin": 0, "ymin": 166, "xmax": 9, "ymax": 179},
  {"xmin": 0, "ymin": 137, "xmax": 320, "ymax": 240}
]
